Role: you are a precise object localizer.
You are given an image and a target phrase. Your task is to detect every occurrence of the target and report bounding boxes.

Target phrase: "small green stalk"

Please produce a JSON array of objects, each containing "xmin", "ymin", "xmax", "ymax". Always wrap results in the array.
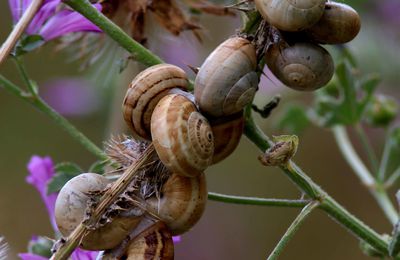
[{"xmin": 267, "ymin": 201, "xmax": 319, "ymax": 260}]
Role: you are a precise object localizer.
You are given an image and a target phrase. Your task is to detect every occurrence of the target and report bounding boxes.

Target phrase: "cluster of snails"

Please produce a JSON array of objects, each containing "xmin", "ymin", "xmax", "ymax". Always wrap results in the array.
[
  {"xmin": 255, "ymin": 0, "xmax": 361, "ymax": 91},
  {"xmin": 53, "ymin": 38, "xmax": 257, "ymax": 258},
  {"xmin": 52, "ymin": 2, "xmax": 362, "ymax": 258}
]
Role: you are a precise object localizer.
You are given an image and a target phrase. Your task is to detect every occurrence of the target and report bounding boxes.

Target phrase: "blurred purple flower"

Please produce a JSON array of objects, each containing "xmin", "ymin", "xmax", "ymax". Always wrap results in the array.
[
  {"xmin": 8, "ymin": 0, "xmax": 102, "ymax": 41},
  {"xmin": 41, "ymin": 78, "xmax": 101, "ymax": 117},
  {"xmin": 23, "ymin": 155, "xmax": 100, "ymax": 260},
  {"xmin": 377, "ymin": 0, "xmax": 400, "ymax": 26},
  {"xmin": 26, "ymin": 156, "xmax": 58, "ymax": 231}
]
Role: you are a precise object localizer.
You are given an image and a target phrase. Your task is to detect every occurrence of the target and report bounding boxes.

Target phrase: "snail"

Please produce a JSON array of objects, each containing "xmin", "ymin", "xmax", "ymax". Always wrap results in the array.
[
  {"xmin": 55, "ymin": 173, "xmax": 143, "ymax": 250},
  {"xmin": 151, "ymin": 93, "xmax": 214, "ymax": 177},
  {"xmin": 101, "ymin": 219, "xmax": 174, "ymax": 260},
  {"xmin": 210, "ymin": 112, "xmax": 244, "ymax": 164},
  {"xmin": 145, "ymin": 172, "xmax": 207, "ymax": 235},
  {"xmin": 254, "ymin": 0, "xmax": 326, "ymax": 31},
  {"xmin": 305, "ymin": 2, "xmax": 361, "ymax": 44},
  {"xmin": 194, "ymin": 36, "xmax": 258, "ymax": 117},
  {"xmin": 122, "ymin": 64, "xmax": 189, "ymax": 140},
  {"xmin": 265, "ymin": 42, "xmax": 334, "ymax": 91}
]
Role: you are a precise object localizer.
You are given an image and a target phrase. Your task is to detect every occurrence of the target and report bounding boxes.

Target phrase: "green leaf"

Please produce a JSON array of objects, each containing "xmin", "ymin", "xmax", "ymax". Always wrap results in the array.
[
  {"xmin": 14, "ymin": 35, "xmax": 44, "ymax": 56},
  {"xmin": 47, "ymin": 162, "xmax": 82, "ymax": 194},
  {"xmin": 88, "ymin": 160, "xmax": 107, "ymax": 174},
  {"xmin": 277, "ymin": 105, "xmax": 310, "ymax": 135},
  {"xmin": 311, "ymin": 61, "xmax": 381, "ymax": 127}
]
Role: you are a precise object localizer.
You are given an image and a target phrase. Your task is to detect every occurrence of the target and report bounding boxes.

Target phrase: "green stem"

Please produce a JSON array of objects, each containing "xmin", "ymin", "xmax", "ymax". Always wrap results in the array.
[
  {"xmin": 379, "ymin": 134, "xmax": 393, "ymax": 182},
  {"xmin": 208, "ymin": 192, "xmax": 310, "ymax": 207},
  {"xmin": 267, "ymin": 201, "xmax": 319, "ymax": 260},
  {"xmin": 355, "ymin": 124, "xmax": 380, "ymax": 174},
  {"xmin": 13, "ymin": 57, "xmax": 38, "ymax": 97},
  {"xmin": 0, "ymin": 75, "xmax": 108, "ymax": 161},
  {"xmin": 385, "ymin": 166, "xmax": 400, "ymax": 188},
  {"xmin": 63, "ymin": 0, "xmax": 162, "ymax": 67},
  {"xmin": 333, "ymin": 126, "xmax": 398, "ymax": 225},
  {"xmin": 29, "ymin": 1, "xmax": 392, "ymax": 256}
]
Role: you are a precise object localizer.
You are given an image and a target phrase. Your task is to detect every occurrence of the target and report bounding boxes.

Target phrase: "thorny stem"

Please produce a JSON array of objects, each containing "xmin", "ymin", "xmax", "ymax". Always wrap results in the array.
[
  {"xmin": 0, "ymin": 0, "xmax": 44, "ymax": 65},
  {"xmin": 267, "ymin": 201, "xmax": 319, "ymax": 260},
  {"xmin": 1, "ymin": 0, "xmax": 391, "ymax": 257},
  {"xmin": 0, "ymin": 75, "xmax": 108, "ymax": 161},
  {"xmin": 355, "ymin": 123, "xmax": 380, "ymax": 174},
  {"xmin": 333, "ymin": 126, "xmax": 398, "ymax": 225},
  {"xmin": 208, "ymin": 192, "xmax": 310, "ymax": 208}
]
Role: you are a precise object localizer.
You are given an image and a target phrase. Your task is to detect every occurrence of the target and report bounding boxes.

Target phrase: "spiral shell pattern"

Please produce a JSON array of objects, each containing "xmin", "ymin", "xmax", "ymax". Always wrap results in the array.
[
  {"xmin": 123, "ymin": 221, "xmax": 174, "ymax": 260},
  {"xmin": 146, "ymin": 173, "xmax": 207, "ymax": 235},
  {"xmin": 266, "ymin": 42, "xmax": 334, "ymax": 91},
  {"xmin": 123, "ymin": 64, "xmax": 188, "ymax": 140},
  {"xmin": 55, "ymin": 173, "xmax": 142, "ymax": 250},
  {"xmin": 305, "ymin": 2, "xmax": 361, "ymax": 44},
  {"xmin": 194, "ymin": 37, "xmax": 258, "ymax": 117},
  {"xmin": 151, "ymin": 94, "xmax": 214, "ymax": 177},
  {"xmin": 255, "ymin": 0, "xmax": 326, "ymax": 31}
]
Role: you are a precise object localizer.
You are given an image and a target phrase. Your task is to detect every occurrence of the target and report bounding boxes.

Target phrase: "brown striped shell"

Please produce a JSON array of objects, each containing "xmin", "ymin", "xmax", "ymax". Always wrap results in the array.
[
  {"xmin": 145, "ymin": 173, "xmax": 207, "ymax": 235},
  {"xmin": 151, "ymin": 93, "xmax": 214, "ymax": 177},
  {"xmin": 123, "ymin": 221, "xmax": 174, "ymax": 260},
  {"xmin": 305, "ymin": 2, "xmax": 361, "ymax": 44},
  {"xmin": 210, "ymin": 113, "xmax": 244, "ymax": 164},
  {"xmin": 194, "ymin": 37, "xmax": 258, "ymax": 117},
  {"xmin": 255, "ymin": 0, "xmax": 326, "ymax": 31},
  {"xmin": 55, "ymin": 173, "xmax": 143, "ymax": 250},
  {"xmin": 266, "ymin": 42, "xmax": 334, "ymax": 91},
  {"xmin": 122, "ymin": 64, "xmax": 189, "ymax": 140}
]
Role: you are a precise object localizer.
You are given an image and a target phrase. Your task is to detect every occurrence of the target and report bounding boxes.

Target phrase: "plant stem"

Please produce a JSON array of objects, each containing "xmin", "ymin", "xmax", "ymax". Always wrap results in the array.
[
  {"xmin": 385, "ymin": 166, "xmax": 400, "ymax": 188},
  {"xmin": 0, "ymin": 75, "xmax": 107, "ymax": 161},
  {"xmin": 0, "ymin": 0, "xmax": 44, "ymax": 65},
  {"xmin": 333, "ymin": 126, "xmax": 398, "ymax": 225},
  {"xmin": 29, "ymin": 1, "xmax": 393, "ymax": 256},
  {"xmin": 13, "ymin": 57, "xmax": 39, "ymax": 97},
  {"xmin": 208, "ymin": 192, "xmax": 310, "ymax": 207},
  {"xmin": 245, "ymin": 110, "xmax": 389, "ymax": 254},
  {"xmin": 379, "ymin": 134, "xmax": 393, "ymax": 182},
  {"xmin": 267, "ymin": 201, "xmax": 319, "ymax": 260},
  {"xmin": 355, "ymin": 123, "xmax": 380, "ymax": 174}
]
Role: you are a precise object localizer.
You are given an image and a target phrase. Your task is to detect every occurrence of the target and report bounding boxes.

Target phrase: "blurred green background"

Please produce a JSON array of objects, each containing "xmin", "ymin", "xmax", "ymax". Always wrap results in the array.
[{"xmin": 1, "ymin": 0, "xmax": 400, "ymax": 259}]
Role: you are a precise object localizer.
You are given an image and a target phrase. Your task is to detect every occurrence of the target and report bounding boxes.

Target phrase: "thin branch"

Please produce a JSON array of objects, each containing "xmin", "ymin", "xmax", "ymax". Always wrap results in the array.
[
  {"xmin": 208, "ymin": 192, "xmax": 310, "ymax": 207},
  {"xmin": 50, "ymin": 145, "xmax": 155, "ymax": 260},
  {"xmin": 379, "ymin": 133, "xmax": 393, "ymax": 182},
  {"xmin": 355, "ymin": 124, "xmax": 380, "ymax": 174},
  {"xmin": 333, "ymin": 126, "xmax": 398, "ymax": 225},
  {"xmin": 385, "ymin": 166, "xmax": 400, "ymax": 188},
  {"xmin": 0, "ymin": 0, "xmax": 44, "ymax": 65},
  {"xmin": 267, "ymin": 201, "xmax": 319, "ymax": 260},
  {"xmin": 0, "ymin": 75, "xmax": 107, "ymax": 161}
]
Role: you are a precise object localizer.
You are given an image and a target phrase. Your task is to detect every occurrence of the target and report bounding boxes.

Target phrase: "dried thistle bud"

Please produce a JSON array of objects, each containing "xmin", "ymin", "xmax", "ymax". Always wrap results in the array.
[{"xmin": 258, "ymin": 135, "xmax": 299, "ymax": 166}]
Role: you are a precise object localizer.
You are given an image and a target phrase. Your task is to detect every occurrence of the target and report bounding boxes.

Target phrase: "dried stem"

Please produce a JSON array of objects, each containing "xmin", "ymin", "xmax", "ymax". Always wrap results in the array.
[
  {"xmin": 0, "ymin": 0, "xmax": 44, "ymax": 65},
  {"xmin": 50, "ymin": 144, "xmax": 155, "ymax": 260}
]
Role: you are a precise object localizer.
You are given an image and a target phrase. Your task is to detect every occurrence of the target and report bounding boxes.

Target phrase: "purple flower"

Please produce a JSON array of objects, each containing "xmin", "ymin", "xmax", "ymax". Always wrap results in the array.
[
  {"xmin": 8, "ymin": 0, "xmax": 102, "ymax": 42},
  {"xmin": 26, "ymin": 156, "xmax": 58, "ymax": 231},
  {"xmin": 23, "ymin": 155, "xmax": 99, "ymax": 260},
  {"xmin": 41, "ymin": 78, "xmax": 101, "ymax": 117}
]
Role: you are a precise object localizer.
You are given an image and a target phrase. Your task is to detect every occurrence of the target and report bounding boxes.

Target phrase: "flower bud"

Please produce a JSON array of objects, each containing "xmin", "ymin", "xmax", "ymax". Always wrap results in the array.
[
  {"xmin": 259, "ymin": 135, "xmax": 299, "ymax": 166},
  {"xmin": 365, "ymin": 95, "xmax": 398, "ymax": 127}
]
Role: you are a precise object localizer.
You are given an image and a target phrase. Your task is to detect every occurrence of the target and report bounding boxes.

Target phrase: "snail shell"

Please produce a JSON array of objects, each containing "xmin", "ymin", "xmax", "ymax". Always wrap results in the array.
[
  {"xmin": 255, "ymin": 0, "xmax": 326, "ymax": 31},
  {"xmin": 266, "ymin": 42, "xmax": 334, "ymax": 91},
  {"xmin": 194, "ymin": 37, "xmax": 258, "ymax": 117},
  {"xmin": 305, "ymin": 2, "xmax": 361, "ymax": 44},
  {"xmin": 55, "ymin": 173, "xmax": 142, "ymax": 250},
  {"xmin": 122, "ymin": 221, "xmax": 173, "ymax": 260},
  {"xmin": 122, "ymin": 64, "xmax": 189, "ymax": 140},
  {"xmin": 145, "ymin": 173, "xmax": 207, "ymax": 235},
  {"xmin": 151, "ymin": 93, "xmax": 214, "ymax": 177},
  {"xmin": 210, "ymin": 113, "xmax": 244, "ymax": 164}
]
